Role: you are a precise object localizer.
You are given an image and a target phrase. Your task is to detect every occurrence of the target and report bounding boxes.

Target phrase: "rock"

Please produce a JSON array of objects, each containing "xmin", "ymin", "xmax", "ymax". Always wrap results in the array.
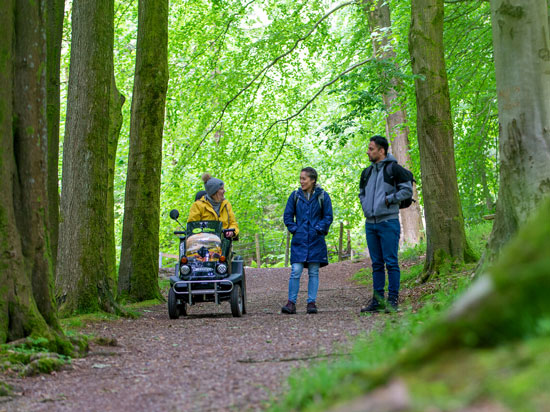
[{"xmin": 327, "ymin": 379, "xmax": 410, "ymax": 412}]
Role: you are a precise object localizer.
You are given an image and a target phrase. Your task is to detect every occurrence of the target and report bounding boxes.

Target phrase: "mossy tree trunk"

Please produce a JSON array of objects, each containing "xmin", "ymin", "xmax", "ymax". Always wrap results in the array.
[
  {"xmin": 118, "ymin": 0, "xmax": 169, "ymax": 302},
  {"xmin": 408, "ymin": 0, "xmax": 476, "ymax": 281},
  {"xmin": 45, "ymin": 0, "xmax": 65, "ymax": 269},
  {"xmin": 56, "ymin": 0, "xmax": 119, "ymax": 315},
  {"xmin": 107, "ymin": 75, "xmax": 125, "ymax": 293},
  {"xmin": 481, "ymin": 0, "xmax": 550, "ymax": 268},
  {"xmin": 365, "ymin": 0, "xmax": 425, "ymax": 247},
  {"xmin": 0, "ymin": 0, "xmax": 61, "ymax": 342}
]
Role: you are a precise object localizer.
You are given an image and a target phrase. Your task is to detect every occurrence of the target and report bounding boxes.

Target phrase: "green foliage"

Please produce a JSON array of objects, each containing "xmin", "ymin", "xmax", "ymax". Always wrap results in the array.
[
  {"xmin": 57, "ymin": 0, "xmax": 501, "ymax": 288},
  {"xmin": 400, "ymin": 241, "xmax": 426, "ymax": 261},
  {"xmin": 465, "ymin": 220, "xmax": 492, "ymax": 257}
]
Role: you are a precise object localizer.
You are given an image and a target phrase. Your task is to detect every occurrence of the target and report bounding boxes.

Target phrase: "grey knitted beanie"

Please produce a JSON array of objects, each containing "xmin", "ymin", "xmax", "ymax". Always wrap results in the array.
[{"xmin": 202, "ymin": 173, "xmax": 224, "ymax": 196}]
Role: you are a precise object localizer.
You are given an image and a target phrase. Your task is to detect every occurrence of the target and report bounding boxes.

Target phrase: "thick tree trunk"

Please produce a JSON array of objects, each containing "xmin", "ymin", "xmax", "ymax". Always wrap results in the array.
[
  {"xmin": 0, "ymin": 0, "xmax": 61, "ymax": 343},
  {"xmin": 56, "ymin": 0, "xmax": 118, "ymax": 314},
  {"xmin": 46, "ymin": 0, "xmax": 65, "ymax": 269},
  {"xmin": 408, "ymin": 0, "xmax": 476, "ymax": 280},
  {"xmin": 483, "ymin": 0, "xmax": 550, "ymax": 266},
  {"xmin": 366, "ymin": 0, "xmax": 425, "ymax": 247},
  {"xmin": 118, "ymin": 0, "xmax": 169, "ymax": 301}
]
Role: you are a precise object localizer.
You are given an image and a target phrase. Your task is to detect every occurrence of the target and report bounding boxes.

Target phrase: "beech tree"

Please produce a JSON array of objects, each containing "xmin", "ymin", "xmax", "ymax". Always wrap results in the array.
[
  {"xmin": 408, "ymin": 0, "xmax": 476, "ymax": 280},
  {"xmin": 118, "ymin": 0, "xmax": 169, "ymax": 301},
  {"xmin": 56, "ymin": 0, "xmax": 119, "ymax": 314},
  {"xmin": 366, "ymin": 0, "xmax": 424, "ymax": 246},
  {"xmin": 484, "ymin": 0, "xmax": 550, "ymax": 264},
  {"xmin": 0, "ymin": 0, "xmax": 61, "ymax": 343},
  {"xmin": 46, "ymin": 0, "xmax": 65, "ymax": 268}
]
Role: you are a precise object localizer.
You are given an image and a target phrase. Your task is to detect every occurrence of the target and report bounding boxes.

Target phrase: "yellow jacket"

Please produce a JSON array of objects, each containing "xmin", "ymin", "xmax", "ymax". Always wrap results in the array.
[{"xmin": 187, "ymin": 196, "xmax": 240, "ymax": 236}]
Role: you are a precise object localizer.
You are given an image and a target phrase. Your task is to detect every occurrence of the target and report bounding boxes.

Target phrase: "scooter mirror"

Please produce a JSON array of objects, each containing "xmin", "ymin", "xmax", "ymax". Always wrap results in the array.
[{"xmin": 169, "ymin": 209, "xmax": 179, "ymax": 220}]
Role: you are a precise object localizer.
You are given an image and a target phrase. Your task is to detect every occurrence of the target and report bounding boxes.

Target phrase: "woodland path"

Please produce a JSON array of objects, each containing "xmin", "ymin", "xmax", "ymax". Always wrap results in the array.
[{"xmin": 3, "ymin": 260, "xmax": 390, "ymax": 412}]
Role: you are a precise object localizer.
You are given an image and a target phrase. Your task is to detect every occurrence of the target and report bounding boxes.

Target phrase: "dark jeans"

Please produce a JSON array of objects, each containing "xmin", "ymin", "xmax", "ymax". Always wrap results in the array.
[{"xmin": 365, "ymin": 219, "xmax": 401, "ymax": 299}]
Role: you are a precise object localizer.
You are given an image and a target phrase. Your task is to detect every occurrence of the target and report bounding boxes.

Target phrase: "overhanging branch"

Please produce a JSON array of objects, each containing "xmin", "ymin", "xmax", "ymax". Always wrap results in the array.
[
  {"xmin": 190, "ymin": 0, "xmax": 358, "ymax": 158},
  {"xmin": 259, "ymin": 57, "xmax": 373, "ymax": 170}
]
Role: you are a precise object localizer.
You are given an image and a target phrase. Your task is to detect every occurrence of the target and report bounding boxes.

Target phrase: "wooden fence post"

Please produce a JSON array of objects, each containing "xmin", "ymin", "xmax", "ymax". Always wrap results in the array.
[
  {"xmin": 285, "ymin": 231, "xmax": 290, "ymax": 267},
  {"xmin": 346, "ymin": 229, "xmax": 351, "ymax": 255},
  {"xmin": 255, "ymin": 233, "xmax": 261, "ymax": 268},
  {"xmin": 338, "ymin": 222, "xmax": 344, "ymax": 261}
]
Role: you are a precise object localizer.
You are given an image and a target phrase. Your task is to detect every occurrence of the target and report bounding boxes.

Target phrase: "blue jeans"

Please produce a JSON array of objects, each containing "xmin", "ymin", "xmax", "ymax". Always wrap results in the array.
[
  {"xmin": 365, "ymin": 219, "xmax": 401, "ymax": 299},
  {"xmin": 288, "ymin": 262, "xmax": 320, "ymax": 304}
]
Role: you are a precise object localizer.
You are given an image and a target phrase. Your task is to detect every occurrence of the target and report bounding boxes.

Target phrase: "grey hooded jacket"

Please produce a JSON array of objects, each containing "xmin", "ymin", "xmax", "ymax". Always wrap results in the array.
[{"xmin": 358, "ymin": 154, "xmax": 413, "ymax": 224}]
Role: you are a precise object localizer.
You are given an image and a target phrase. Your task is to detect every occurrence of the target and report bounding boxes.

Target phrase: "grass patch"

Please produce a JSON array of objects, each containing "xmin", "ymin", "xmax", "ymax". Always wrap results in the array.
[
  {"xmin": 267, "ymin": 274, "xmax": 472, "ymax": 411},
  {"xmin": 400, "ymin": 240, "xmax": 426, "ymax": 261},
  {"xmin": 466, "ymin": 221, "xmax": 492, "ymax": 257},
  {"xmin": 60, "ymin": 311, "xmax": 120, "ymax": 331}
]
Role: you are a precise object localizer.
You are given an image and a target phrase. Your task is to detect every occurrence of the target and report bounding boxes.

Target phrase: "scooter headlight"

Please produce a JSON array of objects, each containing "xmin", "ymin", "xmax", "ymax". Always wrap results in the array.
[
  {"xmin": 216, "ymin": 263, "xmax": 227, "ymax": 274},
  {"xmin": 180, "ymin": 264, "xmax": 191, "ymax": 275}
]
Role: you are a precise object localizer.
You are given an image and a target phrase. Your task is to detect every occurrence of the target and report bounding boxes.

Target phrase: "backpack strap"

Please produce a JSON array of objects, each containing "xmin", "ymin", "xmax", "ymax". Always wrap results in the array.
[
  {"xmin": 359, "ymin": 166, "xmax": 373, "ymax": 190},
  {"xmin": 294, "ymin": 189, "xmax": 325, "ymax": 218}
]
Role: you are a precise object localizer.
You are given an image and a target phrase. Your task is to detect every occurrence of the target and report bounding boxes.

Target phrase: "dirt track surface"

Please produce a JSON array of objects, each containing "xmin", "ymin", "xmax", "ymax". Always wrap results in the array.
[{"xmin": 3, "ymin": 260, "xmax": 383, "ymax": 412}]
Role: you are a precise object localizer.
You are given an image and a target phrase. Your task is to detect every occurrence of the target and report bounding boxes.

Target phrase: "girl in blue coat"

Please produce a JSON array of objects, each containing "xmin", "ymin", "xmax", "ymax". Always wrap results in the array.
[{"xmin": 281, "ymin": 167, "xmax": 333, "ymax": 314}]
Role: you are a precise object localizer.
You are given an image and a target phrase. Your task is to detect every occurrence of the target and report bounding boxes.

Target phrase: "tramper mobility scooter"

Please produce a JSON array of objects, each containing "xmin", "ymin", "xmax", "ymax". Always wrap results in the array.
[{"xmin": 167, "ymin": 209, "xmax": 247, "ymax": 318}]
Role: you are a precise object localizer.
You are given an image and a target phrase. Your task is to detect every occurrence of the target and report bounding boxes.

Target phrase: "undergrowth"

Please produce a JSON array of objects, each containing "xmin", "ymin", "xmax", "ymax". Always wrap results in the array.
[
  {"xmin": 268, "ymin": 274, "xmax": 472, "ymax": 412},
  {"xmin": 267, "ymin": 221, "xmax": 493, "ymax": 411}
]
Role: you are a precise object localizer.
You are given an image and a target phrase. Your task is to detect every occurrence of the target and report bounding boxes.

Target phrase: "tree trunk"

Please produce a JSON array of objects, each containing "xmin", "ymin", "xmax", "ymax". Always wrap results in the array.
[
  {"xmin": 408, "ymin": 0, "xmax": 476, "ymax": 280},
  {"xmin": 366, "ymin": 0, "xmax": 425, "ymax": 247},
  {"xmin": 118, "ymin": 0, "xmax": 169, "ymax": 301},
  {"xmin": 56, "ymin": 0, "xmax": 118, "ymax": 314},
  {"xmin": 107, "ymin": 75, "xmax": 125, "ymax": 292},
  {"xmin": 483, "ymin": 0, "xmax": 550, "ymax": 266},
  {"xmin": 46, "ymin": 0, "xmax": 65, "ymax": 269},
  {"xmin": 0, "ymin": 0, "xmax": 61, "ymax": 343}
]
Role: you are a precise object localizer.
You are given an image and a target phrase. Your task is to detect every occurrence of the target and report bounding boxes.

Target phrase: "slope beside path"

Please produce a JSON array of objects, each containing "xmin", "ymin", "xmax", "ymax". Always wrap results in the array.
[{"xmin": 3, "ymin": 260, "xmax": 380, "ymax": 412}]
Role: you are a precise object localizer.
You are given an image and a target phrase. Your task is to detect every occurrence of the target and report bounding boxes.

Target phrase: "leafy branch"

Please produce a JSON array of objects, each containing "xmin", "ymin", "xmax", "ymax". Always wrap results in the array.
[
  {"xmin": 259, "ymin": 57, "xmax": 374, "ymax": 171},
  {"xmin": 190, "ymin": 0, "xmax": 358, "ymax": 158}
]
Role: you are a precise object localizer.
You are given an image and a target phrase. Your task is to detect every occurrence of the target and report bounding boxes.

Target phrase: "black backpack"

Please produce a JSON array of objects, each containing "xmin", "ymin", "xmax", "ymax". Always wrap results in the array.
[{"xmin": 359, "ymin": 162, "xmax": 416, "ymax": 209}]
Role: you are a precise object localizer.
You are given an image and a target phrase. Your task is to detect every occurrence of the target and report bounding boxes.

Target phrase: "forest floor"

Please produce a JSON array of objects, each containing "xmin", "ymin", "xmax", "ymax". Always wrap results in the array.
[{"xmin": 0, "ymin": 258, "xmax": 423, "ymax": 412}]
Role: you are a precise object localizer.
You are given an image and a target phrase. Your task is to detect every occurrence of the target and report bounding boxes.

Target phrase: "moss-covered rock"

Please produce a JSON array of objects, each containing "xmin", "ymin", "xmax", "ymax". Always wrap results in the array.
[{"xmin": 21, "ymin": 354, "xmax": 66, "ymax": 376}]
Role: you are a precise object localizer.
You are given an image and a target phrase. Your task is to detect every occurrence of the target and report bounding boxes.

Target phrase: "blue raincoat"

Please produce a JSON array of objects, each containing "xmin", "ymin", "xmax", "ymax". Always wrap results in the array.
[{"xmin": 283, "ymin": 186, "xmax": 334, "ymax": 267}]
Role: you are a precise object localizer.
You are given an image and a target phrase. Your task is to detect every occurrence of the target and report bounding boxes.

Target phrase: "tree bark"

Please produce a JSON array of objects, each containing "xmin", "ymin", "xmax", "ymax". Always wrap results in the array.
[
  {"xmin": 118, "ymin": 0, "xmax": 169, "ymax": 301},
  {"xmin": 408, "ymin": 0, "xmax": 476, "ymax": 280},
  {"xmin": 56, "ymin": 0, "xmax": 118, "ymax": 314},
  {"xmin": 366, "ymin": 0, "xmax": 425, "ymax": 247},
  {"xmin": 46, "ymin": 0, "xmax": 65, "ymax": 269},
  {"xmin": 0, "ymin": 0, "xmax": 61, "ymax": 343},
  {"xmin": 107, "ymin": 75, "xmax": 125, "ymax": 293},
  {"xmin": 483, "ymin": 0, "xmax": 550, "ymax": 266}
]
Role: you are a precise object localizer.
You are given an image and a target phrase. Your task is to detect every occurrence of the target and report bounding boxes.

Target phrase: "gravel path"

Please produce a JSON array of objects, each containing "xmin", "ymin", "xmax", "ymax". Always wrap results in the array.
[{"xmin": 3, "ymin": 259, "xmax": 382, "ymax": 412}]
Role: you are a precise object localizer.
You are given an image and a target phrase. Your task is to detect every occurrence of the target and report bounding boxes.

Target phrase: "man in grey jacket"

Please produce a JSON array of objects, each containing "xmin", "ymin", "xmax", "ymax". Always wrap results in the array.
[{"xmin": 359, "ymin": 135, "xmax": 413, "ymax": 312}]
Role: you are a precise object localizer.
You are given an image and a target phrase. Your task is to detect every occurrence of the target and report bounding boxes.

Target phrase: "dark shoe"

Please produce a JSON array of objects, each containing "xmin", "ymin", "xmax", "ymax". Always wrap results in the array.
[
  {"xmin": 360, "ymin": 297, "xmax": 384, "ymax": 313},
  {"xmin": 281, "ymin": 300, "xmax": 296, "ymax": 314},
  {"xmin": 386, "ymin": 295, "xmax": 399, "ymax": 312},
  {"xmin": 306, "ymin": 302, "xmax": 318, "ymax": 314}
]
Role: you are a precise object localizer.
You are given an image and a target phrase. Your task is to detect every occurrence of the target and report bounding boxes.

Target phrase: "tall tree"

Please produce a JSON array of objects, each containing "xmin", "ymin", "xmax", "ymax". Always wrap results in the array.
[
  {"xmin": 408, "ymin": 0, "xmax": 476, "ymax": 280},
  {"xmin": 483, "ymin": 0, "xmax": 550, "ymax": 265},
  {"xmin": 108, "ymin": 75, "xmax": 125, "ymax": 295},
  {"xmin": 56, "ymin": 0, "xmax": 118, "ymax": 314},
  {"xmin": 366, "ymin": 0, "xmax": 424, "ymax": 246},
  {"xmin": 46, "ymin": 0, "xmax": 65, "ymax": 268},
  {"xmin": 0, "ymin": 0, "xmax": 61, "ymax": 342},
  {"xmin": 118, "ymin": 0, "xmax": 169, "ymax": 301}
]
